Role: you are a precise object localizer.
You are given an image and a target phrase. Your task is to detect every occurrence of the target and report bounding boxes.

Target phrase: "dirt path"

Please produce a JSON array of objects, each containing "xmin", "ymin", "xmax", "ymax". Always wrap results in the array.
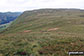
[
  {"xmin": 24, "ymin": 30, "xmax": 32, "ymax": 33},
  {"xmin": 48, "ymin": 28, "xmax": 59, "ymax": 31}
]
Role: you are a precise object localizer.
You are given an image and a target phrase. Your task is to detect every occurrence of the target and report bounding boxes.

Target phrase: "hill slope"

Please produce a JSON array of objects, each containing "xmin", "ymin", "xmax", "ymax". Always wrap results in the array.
[{"xmin": 1, "ymin": 9, "xmax": 84, "ymax": 56}]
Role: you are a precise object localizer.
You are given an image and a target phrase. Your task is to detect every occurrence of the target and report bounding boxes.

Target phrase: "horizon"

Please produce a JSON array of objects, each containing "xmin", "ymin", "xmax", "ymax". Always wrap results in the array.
[
  {"xmin": 0, "ymin": 8, "xmax": 84, "ymax": 12},
  {"xmin": 0, "ymin": 0, "xmax": 84, "ymax": 12}
]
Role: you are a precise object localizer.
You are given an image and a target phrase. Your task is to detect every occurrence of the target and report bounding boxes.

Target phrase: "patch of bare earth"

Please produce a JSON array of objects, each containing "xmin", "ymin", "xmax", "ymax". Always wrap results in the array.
[
  {"xmin": 24, "ymin": 30, "xmax": 32, "ymax": 33},
  {"xmin": 47, "ymin": 28, "xmax": 59, "ymax": 31},
  {"xmin": 0, "ymin": 54, "xmax": 3, "ymax": 56}
]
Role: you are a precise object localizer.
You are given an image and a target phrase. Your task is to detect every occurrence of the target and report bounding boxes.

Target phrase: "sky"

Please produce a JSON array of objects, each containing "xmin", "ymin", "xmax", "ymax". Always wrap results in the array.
[{"xmin": 0, "ymin": 0, "xmax": 84, "ymax": 12}]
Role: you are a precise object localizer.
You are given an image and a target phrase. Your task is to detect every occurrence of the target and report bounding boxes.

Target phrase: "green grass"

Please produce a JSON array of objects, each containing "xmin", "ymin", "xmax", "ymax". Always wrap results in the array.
[{"xmin": 0, "ymin": 9, "xmax": 84, "ymax": 56}]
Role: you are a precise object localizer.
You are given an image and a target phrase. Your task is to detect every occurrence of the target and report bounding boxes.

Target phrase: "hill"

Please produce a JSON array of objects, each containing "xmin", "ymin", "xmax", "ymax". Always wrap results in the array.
[
  {"xmin": 1, "ymin": 9, "xmax": 84, "ymax": 56},
  {"xmin": 0, "ymin": 12, "xmax": 22, "ymax": 25}
]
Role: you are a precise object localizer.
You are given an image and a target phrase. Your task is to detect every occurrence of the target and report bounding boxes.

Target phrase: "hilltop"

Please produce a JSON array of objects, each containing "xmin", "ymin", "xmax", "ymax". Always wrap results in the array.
[
  {"xmin": 5, "ymin": 9, "xmax": 84, "ymax": 33},
  {"xmin": 0, "ymin": 9, "xmax": 84, "ymax": 56}
]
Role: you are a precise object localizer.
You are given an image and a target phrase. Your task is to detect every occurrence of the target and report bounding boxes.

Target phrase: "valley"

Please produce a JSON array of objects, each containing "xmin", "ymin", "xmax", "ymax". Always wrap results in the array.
[
  {"xmin": 0, "ymin": 22, "xmax": 12, "ymax": 32},
  {"xmin": 0, "ymin": 12, "xmax": 22, "ymax": 25}
]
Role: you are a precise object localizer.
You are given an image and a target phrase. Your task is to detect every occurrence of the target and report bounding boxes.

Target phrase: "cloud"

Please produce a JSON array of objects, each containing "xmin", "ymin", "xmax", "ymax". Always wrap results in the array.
[{"xmin": 0, "ymin": 0, "xmax": 84, "ymax": 12}]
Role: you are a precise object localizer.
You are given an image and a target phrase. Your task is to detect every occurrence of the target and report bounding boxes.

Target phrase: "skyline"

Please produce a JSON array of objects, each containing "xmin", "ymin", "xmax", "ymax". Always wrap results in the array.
[{"xmin": 0, "ymin": 0, "xmax": 84, "ymax": 12}]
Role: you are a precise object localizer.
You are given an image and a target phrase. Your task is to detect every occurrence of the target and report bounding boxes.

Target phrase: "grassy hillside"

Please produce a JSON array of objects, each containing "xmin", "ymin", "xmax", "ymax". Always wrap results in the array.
[{"xmin": 0, "ymin": 9, "xmax": 84, "ymax": 56}]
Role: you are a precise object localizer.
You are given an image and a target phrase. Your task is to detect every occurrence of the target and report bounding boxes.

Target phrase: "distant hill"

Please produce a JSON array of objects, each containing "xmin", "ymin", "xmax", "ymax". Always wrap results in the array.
[
  {"xmin": 7, "ymin": 9, "xmax": 84, "ymax": 32},
  {"xmin": 1, "ymin": 9, "xmax": 84, "ymax": 56},
  {"xmin": 0, "ymin": 12, "xmax": 22, "ymax": 25}
]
